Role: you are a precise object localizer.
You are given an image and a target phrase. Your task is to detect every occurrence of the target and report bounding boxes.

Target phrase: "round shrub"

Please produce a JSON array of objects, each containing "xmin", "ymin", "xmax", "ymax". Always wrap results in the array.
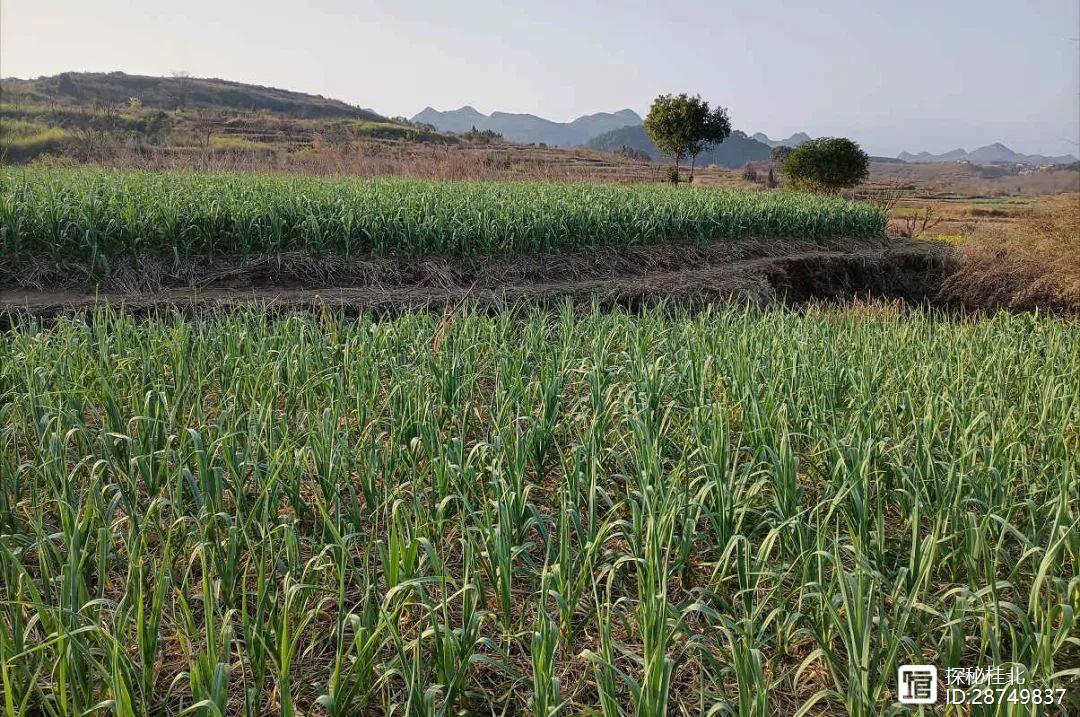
[{"xmin": 780, "ymin": 137, "xmax": 869, "ymax": 194}]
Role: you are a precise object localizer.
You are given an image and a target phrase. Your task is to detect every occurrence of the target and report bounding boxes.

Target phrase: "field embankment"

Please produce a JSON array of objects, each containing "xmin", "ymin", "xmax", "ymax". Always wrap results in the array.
[{"xmin": 0, "ymin": 239, "xmax": 954, "ymax": 320}]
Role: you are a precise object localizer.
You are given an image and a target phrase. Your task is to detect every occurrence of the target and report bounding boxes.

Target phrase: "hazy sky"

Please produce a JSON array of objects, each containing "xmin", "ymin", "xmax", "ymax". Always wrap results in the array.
[{"xmin": 3, "ymin": 0, "xmax": 1078, "ymax": 156}]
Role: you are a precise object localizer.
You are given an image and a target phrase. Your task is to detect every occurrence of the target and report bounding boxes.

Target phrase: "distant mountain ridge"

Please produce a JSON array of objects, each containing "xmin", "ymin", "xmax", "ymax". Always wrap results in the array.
[
  {"xmin": 11, "ymin": 73, "xmax": 1073, "ymax": 166},
  {"xmin": 751, "ymin": 131, "xmax": 811, "ymax": 148},
  {"xmin": 898, "ymin": 143, "xmax": 1076, "ymax": 166},
  {"xmin": 410, "ymin": 106, "xmax": 642, "ymax": 146},
  {"xmin": 0, "ymin": 71, "xmax": 386, "ymax": 120},
  {"xmin": 586, "ymin": 124, "xmax": 772, "ymax": 169}
]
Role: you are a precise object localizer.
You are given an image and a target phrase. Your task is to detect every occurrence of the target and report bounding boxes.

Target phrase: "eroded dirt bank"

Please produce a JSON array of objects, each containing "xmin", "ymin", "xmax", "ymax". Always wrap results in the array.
[{"xmin": 1, "ymin": 238, "xmax": 1073, "ymax": 320}]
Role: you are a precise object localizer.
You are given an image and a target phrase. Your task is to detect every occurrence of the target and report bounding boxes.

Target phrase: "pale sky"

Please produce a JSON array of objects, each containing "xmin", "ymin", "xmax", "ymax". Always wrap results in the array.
[{"xmin": 3, "ymin": 0, "xmax": 1078, "ymax": 157}]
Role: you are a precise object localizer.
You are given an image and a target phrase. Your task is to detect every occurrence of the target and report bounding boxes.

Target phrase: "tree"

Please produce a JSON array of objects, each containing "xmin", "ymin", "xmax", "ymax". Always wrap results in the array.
[
  {"xmin": 644, "ymin": 93, "xmax": 731, "ymax": 183},
  {"xmin": 779, "ymin": 137, "xmax": 869, "ymax": 193},
  {"xmin": 168, "ymin": 71, "xmax": 192, "ymax": 111},
  {"xmin": 463, "ymin": 126, "xmax": 502, "ymax": 143},
  {"xmin": 191, "ymin": 111, "xmax": 222, "ymax": 151}
]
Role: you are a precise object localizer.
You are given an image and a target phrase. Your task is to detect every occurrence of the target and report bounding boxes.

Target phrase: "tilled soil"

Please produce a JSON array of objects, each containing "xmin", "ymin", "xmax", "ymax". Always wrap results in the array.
[{"xmin": 0, "ymin": 238, "xmax": 1003, "ymax": 320}]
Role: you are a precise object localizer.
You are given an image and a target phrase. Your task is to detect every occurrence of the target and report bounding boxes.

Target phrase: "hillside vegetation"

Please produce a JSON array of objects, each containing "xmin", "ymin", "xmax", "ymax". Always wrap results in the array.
[
  {"xmin": 0, "ymin": 85, "xmax": 462, "ymax": 164},
  {"xmin": 587, "ymin": 124, "xmax": 772, "ymax": 168},
  {"xmin": 1, "ymin": 71, "xmax": 384, "ymax": 119}
]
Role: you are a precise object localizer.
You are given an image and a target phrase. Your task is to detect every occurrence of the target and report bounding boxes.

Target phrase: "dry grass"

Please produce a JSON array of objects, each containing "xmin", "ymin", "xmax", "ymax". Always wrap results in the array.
[
  {"xmin": 941, "ymin": 194, "xmax": 1080, "ymax": 312},
  {"xmin": 30, "ymin": 140, "xmax": 659, "ymax": 183},
  {"xmin": 870, "ymin": 161, "xmax": 1080, "ymax": 197},
  {"xmin": 25, "ymin": 136, "xmax": 761, "ymax": 187}
]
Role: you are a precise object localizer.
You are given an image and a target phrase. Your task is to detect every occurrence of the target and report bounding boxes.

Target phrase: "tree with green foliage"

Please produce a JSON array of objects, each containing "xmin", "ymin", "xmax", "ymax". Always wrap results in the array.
[
  {"xmin": 644, "ymin": 93, "xmax": 731, "ymax": 183},
  {"xmin": 779, "ymin": 137, "xmax": 869, "ymax": 193}
]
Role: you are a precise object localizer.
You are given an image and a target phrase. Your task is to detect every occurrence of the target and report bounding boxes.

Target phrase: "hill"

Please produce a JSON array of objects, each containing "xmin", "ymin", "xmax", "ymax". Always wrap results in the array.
[
  {"xmin": 410, "ymin": 106, "xmax": 642, "ymax": 146},
  {"xmin": 0, "ymin": 71, "xmax": 386, "ymax": 120},
  {"xmin": 586, "ymin": 124, "xmax": 772, "ymax": 168},
  {"xmin": 898, "ymin": 143, "xmax": 1076, "ymax": 166},
  {"xmin": 0, "ymin": 72, "xmax": 464, "ymax": 164}
]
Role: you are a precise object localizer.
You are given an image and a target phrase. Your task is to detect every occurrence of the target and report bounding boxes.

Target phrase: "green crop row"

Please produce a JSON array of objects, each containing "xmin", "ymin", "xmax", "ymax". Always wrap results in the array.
[
  {"xmin": 0, "ymin": 168, "xmax": 886, "ymax": 265},
  {"xmin": 0, "ymin": 304, "xmax": 1076, "ymax": 715}
]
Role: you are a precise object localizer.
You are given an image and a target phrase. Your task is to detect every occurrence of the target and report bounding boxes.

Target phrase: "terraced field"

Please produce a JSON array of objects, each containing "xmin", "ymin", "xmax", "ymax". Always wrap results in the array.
[{"xmin": 0, "ymin": 168, "xmax": 886, "ymax": 266}]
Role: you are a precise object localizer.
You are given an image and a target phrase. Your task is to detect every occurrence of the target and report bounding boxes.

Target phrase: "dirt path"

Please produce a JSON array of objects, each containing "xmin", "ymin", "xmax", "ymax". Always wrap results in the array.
[{"xmin": 1, "ymin": 240, "xmax": 955, "ymax": 318}]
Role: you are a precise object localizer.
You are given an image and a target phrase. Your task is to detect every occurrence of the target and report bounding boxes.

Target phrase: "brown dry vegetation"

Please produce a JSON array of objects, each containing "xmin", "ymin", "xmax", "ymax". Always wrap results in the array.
[
  {"xmin": 941, "ymin": 194, "xmax": 1080, "ymax": 312},
  {"xmin": 31, "ymin": 140, "xmax": 755, "ymax": 186},
  {"xmin": 870, "ymin": 160, "xmax": 1080, "ymax": 197}
]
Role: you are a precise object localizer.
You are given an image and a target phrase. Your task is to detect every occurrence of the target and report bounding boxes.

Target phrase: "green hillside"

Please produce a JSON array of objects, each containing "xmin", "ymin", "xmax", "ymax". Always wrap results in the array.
[{"xmin": 587, "ymin": 124, "xmax": 772, "ymax": 168}]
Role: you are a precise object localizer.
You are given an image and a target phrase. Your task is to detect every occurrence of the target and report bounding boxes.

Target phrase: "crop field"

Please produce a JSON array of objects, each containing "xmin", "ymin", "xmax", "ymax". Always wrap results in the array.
[
  {"xmin": 0, "ymin": 168, "xmax": 886, "ymax": 269},
  {"xmin": 0, "ymin": 305, "xmax": 1076, "ymax": 715}
]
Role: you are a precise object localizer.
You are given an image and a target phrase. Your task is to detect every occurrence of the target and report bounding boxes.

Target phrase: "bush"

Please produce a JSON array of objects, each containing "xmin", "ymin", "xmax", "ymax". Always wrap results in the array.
[
  {"xmin": 741, "ymin": 165, "xmax": 759, "ymax": 183},
  {"xmin": 780, "ymin": 137, "xmax": 869, "ymax": 194},
  {"xmin": 664, "ymin": 165, "xmax": 680, "ymax": 184},
  {"xmin": 463, "ymin": 126, "xmax": 503, "ymax": 143}
]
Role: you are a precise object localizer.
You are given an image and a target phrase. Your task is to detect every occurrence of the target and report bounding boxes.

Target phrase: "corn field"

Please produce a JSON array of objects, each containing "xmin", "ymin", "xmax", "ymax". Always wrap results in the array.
[
  {"xmin": 0, "ymin": 169, "xmax": 886, "ymax": 266},
  {"xmin": 0, "ymin": 304, "xmax": 1076, "ymax": 715}
]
